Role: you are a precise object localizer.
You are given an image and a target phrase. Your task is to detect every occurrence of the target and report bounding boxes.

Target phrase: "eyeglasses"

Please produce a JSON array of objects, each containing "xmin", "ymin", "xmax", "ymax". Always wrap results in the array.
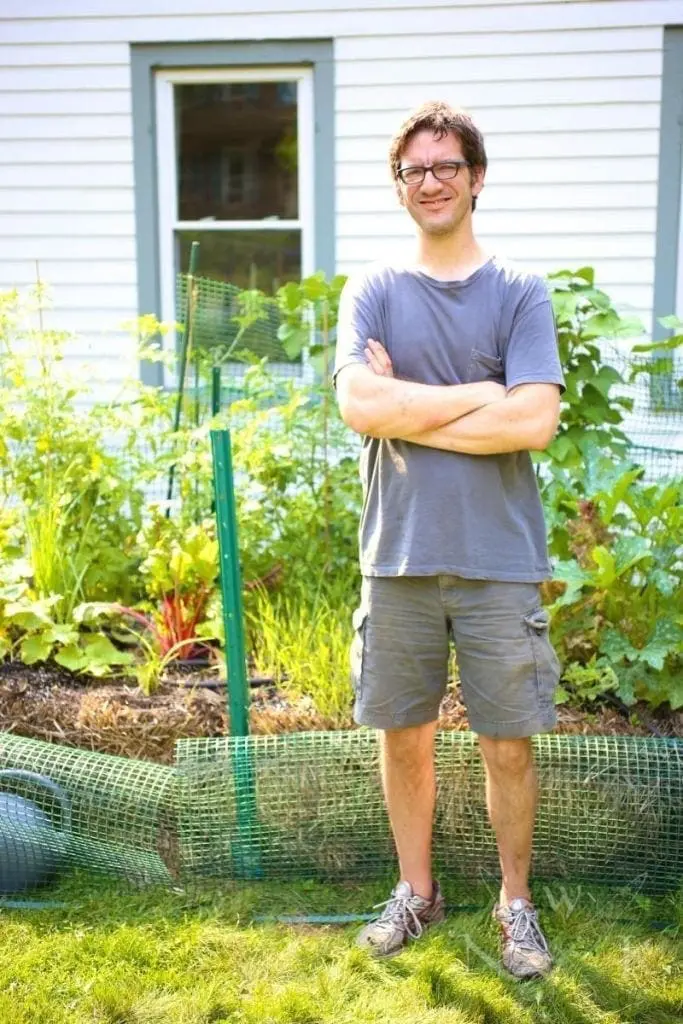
[{"xmin": 397, "ymin": 160, "xmax": 470, "ymax": 186}]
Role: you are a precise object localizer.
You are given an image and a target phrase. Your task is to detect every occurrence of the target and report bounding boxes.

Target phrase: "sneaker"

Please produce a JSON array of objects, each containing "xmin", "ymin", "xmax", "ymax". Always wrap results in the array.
[
  {"xmin": 493, "ymin": 897, "xmax": 553, "ymax": 979},
  {"xmin": 356, "ymin": 880, "xmax": 445, "ymax": 958}
]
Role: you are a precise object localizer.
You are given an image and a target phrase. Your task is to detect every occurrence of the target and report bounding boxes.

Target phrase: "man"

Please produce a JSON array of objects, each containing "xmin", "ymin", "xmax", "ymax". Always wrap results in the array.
[{"xmin": 333, "ymin": 101, "xmax": 564, "ymax": 979}]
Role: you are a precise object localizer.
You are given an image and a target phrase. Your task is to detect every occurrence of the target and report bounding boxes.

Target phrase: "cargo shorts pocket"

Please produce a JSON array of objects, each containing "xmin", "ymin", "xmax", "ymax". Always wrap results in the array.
[
  {"xmin": 523, "ymin": 607, "xmax": 561, "ymax": 713},
  {"xmin": 350, "ymin": 607, "xmax": 368, "ymax": 700}
]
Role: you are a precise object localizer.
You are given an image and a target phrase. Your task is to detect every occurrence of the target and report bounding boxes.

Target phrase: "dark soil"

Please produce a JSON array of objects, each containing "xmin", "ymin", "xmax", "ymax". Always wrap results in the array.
[{"xmin": 0, "ymin": 661, "xmax": 679, "ymax": 765}]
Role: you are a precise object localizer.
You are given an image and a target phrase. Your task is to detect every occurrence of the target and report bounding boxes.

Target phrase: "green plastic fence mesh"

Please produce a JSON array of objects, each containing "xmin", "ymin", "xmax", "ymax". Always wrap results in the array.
[
  {"xmin": 0, "ymin": 733, "xmax": 177, "ymax": 894},
  {"xmin": 177, "ymin": 273, "xmax": 294, "ymax": 366},
  {"xmin": 174, "ymin": 731, "xmax": 682, "ymax": 893},
  {"xmin": 1, "ymin": 730, "xmax": 680, "ymax": 896}
]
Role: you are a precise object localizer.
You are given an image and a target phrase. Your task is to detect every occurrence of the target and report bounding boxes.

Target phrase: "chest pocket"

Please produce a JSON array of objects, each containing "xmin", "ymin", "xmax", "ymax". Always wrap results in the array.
[{"xmin": 466, "ymin": 348, "xmax": 506, "ymax": 385}]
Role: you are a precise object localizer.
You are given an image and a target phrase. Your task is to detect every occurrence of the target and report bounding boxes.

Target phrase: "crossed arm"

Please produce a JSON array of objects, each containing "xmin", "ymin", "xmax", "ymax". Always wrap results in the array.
[{"xmin": 336, "ymin": 339, "xmax": 561, "ymax": 455}]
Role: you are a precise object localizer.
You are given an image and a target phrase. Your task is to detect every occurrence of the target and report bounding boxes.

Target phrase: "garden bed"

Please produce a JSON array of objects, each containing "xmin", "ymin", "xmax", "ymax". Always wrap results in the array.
[{"xmin": 0, "ymin": 661, "xmax": 679, "ymax": 766}]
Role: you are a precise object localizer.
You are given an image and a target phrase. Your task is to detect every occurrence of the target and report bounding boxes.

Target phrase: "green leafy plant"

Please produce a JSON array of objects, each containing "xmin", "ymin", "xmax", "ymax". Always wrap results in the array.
[
  {"xmin": 0, "ymin": 562, "xmax": 134, "ymax": 676},
  {"xmin": 0, "ymin": 288, "xmax": 152, "ymax": 608},
  {"xmin": 115, "ymin": 509, "xmax": 220, "ymax": 665},
  {"xmin": 546, "ymin": 445, "xmax": 682, "ymax": 709},
  {"xmin": 247, "ymin": 584, "xmax": 353, "ymax": 725},
  {"xmin": 555, "ymin": 656, "xmax": 620, "ymax": 705},
  {"xmin": 544, "ymin": 267, "xmax": 643, "ymax": 472}
]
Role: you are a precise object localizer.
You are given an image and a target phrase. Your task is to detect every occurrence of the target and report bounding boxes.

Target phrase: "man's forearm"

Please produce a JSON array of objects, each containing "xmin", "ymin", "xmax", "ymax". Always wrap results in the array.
[
  {"xmin": 338, "ymin": 369, "xmax": 504, "ymax": 438},
  {"xmin": 401, "ymin": 387, "xmax": 560, "ymax": 454}
]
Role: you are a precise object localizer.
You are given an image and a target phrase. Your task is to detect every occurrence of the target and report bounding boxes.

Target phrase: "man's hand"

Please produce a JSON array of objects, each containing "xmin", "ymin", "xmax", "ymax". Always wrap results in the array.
[
  {"xmin": 402, "ymin": 382, "xmax": 561, "ymax": 454},
  {"xmin": 365, "ymin": 338, "xmax": 394, "ymax": 378}
]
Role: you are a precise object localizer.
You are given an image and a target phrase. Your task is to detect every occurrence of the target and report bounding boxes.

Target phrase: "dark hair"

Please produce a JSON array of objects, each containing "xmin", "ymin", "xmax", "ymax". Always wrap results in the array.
[{"xmin": 389, "ymin": 100, "xmax": 488, "ymax": 210}]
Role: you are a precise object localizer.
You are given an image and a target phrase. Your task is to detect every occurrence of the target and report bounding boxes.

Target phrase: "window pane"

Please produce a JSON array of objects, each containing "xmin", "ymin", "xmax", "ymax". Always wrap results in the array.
[
  {"xmin": 177, "ymin": 229, "xmax": 301, "ymax": 294},
  {"xmin": 176, "ymin": 81, "xmax": 299, "ymax": 221},
  {"xmin": 176, "ymin": 230, "xmax": 302, "ymax": 364}
]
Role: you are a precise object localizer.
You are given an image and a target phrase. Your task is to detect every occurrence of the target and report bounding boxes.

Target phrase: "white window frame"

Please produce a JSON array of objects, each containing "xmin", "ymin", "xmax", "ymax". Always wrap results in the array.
[
  {"xmin": 155, "ymin": 65, "xmax": 315, "ymax": 335},
  {"xmin": 677, "ymin": 166, "xmax": 683, "ymax": 319}
]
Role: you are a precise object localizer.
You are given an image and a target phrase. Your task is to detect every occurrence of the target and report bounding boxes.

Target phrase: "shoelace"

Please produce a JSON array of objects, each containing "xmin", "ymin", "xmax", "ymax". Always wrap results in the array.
[
  {"xmin": 505, "ymin": 906, "xmax": 550, "ymax": 954},
  {"xmin": 371, "ymin": 893, "xmax": 426, "ymax": 940}
]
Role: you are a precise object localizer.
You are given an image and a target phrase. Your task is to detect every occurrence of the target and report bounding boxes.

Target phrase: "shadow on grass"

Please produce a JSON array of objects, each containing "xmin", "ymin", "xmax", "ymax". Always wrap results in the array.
[{"xmin": 574, "ymin": 960, "xmax": 682, "ymax": 1024}]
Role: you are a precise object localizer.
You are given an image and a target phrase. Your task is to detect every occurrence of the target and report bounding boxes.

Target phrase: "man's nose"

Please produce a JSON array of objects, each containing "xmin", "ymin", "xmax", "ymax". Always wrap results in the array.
[{"xmin": 420, "ymin": 168, "xmax": 445, "ymax": 191}]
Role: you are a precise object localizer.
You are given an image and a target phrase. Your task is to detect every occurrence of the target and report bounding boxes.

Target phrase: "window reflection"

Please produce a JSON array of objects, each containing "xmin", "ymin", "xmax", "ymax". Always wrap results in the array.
[
  {"xmin": 177, "ymin": 230, "xmax": 301, "ymax": 294},
  {"xmin": 176, "ymin": 81, "xmax": 298, "ymax": 221}
]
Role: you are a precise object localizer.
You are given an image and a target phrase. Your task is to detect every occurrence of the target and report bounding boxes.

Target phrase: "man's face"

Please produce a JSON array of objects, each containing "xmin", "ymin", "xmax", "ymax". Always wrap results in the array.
[{"xmin": 397, "ymin": 129, "xmax": 483, "ymax": 236}]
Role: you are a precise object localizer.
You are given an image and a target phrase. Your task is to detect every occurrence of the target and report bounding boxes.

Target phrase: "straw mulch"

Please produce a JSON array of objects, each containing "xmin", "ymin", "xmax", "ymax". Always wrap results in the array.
[{"xmin": 0, "ymin": 662, "xmax": 679, "ymax": 765}]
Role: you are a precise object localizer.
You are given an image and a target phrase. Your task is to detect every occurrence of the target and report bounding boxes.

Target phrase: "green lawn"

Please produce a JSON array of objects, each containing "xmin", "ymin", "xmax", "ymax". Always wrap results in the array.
[{"xmin": 0, "ymin": 875, "xmax": 680, "ymax": 1023}]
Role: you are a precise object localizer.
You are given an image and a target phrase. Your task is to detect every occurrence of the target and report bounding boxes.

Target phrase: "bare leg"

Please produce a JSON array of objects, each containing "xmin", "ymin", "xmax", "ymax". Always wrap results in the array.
[
  {"xmin": 380, "ymin": 721, "xmax": 438, "ymax": 899},
  {"xmin": 478, "ymin": 736, "xmax": 537, "ymax": 905}
]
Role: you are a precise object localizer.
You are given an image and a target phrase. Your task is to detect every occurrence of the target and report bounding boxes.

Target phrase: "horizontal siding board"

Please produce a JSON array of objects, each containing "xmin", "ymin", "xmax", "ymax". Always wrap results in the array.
[
  {"xmin": 0, "ymin": 42, "xmax": 129, "ymax": 65},
  {"xmin": 599, "ymin": 283, "xmax": 653, "ymax": 310},
  {"xmin": 337, "ymin": 105, "xmax": 660, "ymax": 137},
  {"xmin": 0, "ymin": 0, "xmax": 627, "ymax": 16},
  {"xmin": 337, "ymin": 78, "xmax": 661, "ymax": 111},
  {"xmin": 1, "ymin": 25, "xmax": 660, "ymax": 64},
  {"xmin": 0, "ymin": 188, "xmax": 134, "ymax": 213},
  {"xmin": 0, "ymin": 213, "xmax": 135, "ymax": 235},
  {"xmin": 337, "ymin": 182, "xmax": 657, "ymax": 214},
  {"xmin": 17, "ymin": 283, "xmax": 139, "ymax": 309},
  {"xmin": 34, "ymin": 309, "xmax": 139, "ymax": 332},
  {"xmin": 8, "ymin": 237, "xmax": 136, "ymax": 260},
  {"xmin": 0, "ymin": 2, "xmax": 676, "ymax": 42},
  {"xmin": 339, "ymin": 156, "xmax": 659, "ymax": 187},
  {"xmin": 336, "ymin": 51, "xmax": 663, "ymax": 86},
  {"xmin": 0, "ymin": 260, "xmax": 136, "ymax": 285},
  {"xmin": 0, "ymin": 65, "xmax": 130, "ymax": 90},
  {"xmin": 0, "ymin": 89, "xmax": 131, "ymax": 114},
  {"xmin": 0, "ymin": 140, "xmax": 133, "ymax": 163},
  {"xmin": 0, "ymin": 114, "xmax": 132, "ymax": 140},
  {"xmin": 337, "ymin": 25, "xmax": 663, "ymax": 60},
  {"xmin": 337, "ymin": 130, "xmax": 659, "ymax": 162},
  {"xmin": 0, "ymin": 163, "xmax": 134, "ymax": 187}
]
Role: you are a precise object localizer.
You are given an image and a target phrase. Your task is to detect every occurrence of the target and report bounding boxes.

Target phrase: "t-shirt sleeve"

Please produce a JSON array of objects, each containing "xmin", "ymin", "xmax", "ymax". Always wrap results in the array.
[
  {"xmin": 503, "ymin": 278, "xmax": 565, "ymax": 392},
  {"xmin": 333, "ymin": 268, "xmax": 384, "ymax": 386}
]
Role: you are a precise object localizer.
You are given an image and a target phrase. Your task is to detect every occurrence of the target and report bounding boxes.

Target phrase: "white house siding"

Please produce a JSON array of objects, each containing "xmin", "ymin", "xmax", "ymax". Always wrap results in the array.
[{"xmin": 0, "ymin": 0, "xmax": 681, "ymax": 397}]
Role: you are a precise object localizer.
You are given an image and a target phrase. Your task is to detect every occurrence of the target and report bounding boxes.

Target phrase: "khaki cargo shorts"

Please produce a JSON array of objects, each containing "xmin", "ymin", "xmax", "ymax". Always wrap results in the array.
[{"xmin": 350, "ymin": 575, "xmax": 560, "ymax": 737}]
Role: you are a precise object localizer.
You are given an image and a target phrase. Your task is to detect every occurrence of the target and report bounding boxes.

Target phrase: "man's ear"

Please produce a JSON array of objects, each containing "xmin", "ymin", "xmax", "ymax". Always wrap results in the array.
[{"xmin": 470, "ymin": 166, "xmax": 485, "ymax": 198}]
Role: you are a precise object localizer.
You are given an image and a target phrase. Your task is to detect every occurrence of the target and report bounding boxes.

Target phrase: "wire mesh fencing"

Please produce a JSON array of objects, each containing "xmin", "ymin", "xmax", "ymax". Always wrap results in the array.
[
  {"xmin": 174, "ymin": 731, "xmax": 683, "ymax": 894},
  {"xmin": 603, "ymin": 341, "xmax": 682, "ymax": 479},
  {"xmin": 0, "ymin": 733, "xmax": 178, "ymax": 894},
  {"xmin": 0, "ymin": 730, "xmax": 680, "ymax": 897}
]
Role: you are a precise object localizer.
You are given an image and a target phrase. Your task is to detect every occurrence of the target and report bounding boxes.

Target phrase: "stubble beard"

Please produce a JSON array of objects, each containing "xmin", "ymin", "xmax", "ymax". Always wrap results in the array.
[{"xmin": 414, "ymin": 202, "xmax": 469, "ymax": 238}]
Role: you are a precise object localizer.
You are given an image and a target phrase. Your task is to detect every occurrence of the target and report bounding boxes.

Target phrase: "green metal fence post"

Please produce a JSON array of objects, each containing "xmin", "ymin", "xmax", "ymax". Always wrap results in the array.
[
  {"xmin": 210, "ymin": 428, "xmax": 261, "ymax": 878},
  {"xmin": 166, "ymin": 240, "xmax": 200, "ymax": 516},
  {"xmin": 211, "ymin": 366, "xmax": 222, "ymax": 417},
  {"xmin": 211, "ymin": 428, "xmax": 249, "ymax": 735}
]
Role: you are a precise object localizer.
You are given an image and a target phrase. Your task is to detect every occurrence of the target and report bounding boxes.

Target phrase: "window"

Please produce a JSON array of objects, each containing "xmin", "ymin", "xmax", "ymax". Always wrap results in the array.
[
  {"xmin": 652, "ymin": 27, "xmax": 683, "ymax": 410},
  {"xmin": 131, "ymin": 41, "xmax": 334, "ymax": 386},
  {"xmin": 156, "ymin": 67, "xmax": 314, "ymax": 325}
]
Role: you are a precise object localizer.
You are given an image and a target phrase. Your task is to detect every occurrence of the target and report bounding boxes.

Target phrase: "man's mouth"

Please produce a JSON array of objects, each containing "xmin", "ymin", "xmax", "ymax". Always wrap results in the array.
[{"xmin": 420, "ymin": 197, "xmax": 450, "ymax": 210}]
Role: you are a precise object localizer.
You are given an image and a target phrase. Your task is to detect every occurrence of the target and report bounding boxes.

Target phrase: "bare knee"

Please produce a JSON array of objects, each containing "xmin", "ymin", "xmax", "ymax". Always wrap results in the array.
[
  {"xmin": 381, "ymin": 722, "xmax": 436, "ymax": 768},
  {"xmin": 478, "ymin": 736, "xmax": 534, "ymax": 778}
]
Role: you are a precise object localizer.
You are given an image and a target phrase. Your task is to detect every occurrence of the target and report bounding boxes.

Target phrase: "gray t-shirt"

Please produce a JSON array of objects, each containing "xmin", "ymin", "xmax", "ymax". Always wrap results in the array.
[{"xmin": 334, "ymin": 257, "xmax": 564, "ymax": 582}]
